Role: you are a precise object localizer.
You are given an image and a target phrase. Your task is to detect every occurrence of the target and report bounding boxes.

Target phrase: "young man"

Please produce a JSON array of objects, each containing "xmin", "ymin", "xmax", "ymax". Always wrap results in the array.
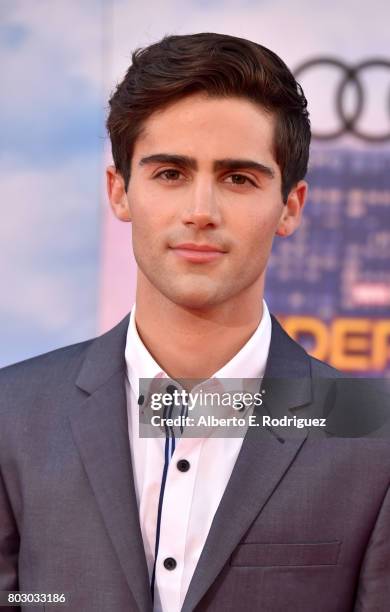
[{"xmin": 0, "ymin": 33, "xmax": 389, "ymax": 612}]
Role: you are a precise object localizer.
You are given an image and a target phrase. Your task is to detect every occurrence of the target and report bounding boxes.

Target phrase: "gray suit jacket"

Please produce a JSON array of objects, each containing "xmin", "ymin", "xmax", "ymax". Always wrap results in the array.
[{"xmin": 0, "ymin": 314, "xmax": 389, "ymax": 611}]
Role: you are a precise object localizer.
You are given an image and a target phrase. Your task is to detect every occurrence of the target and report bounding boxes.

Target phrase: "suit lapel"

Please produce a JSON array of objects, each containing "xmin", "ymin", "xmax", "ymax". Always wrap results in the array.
[
  {"xmin": 68, "ymin": 314, "xmax": 153, "ymax": 612},
  {"xmin": 181, "ymin": 316, "xmax": 312, "ymax": 612}
]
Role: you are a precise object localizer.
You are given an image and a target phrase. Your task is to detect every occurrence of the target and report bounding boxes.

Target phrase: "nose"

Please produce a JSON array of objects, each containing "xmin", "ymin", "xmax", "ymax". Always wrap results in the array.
[{"xmin": 181, "ymin": 177, "xmax": 222, "ymax": 229}]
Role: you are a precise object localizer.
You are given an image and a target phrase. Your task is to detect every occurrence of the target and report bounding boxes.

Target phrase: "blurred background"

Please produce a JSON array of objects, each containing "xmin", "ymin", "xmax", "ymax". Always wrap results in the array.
[{"xmin": 1, "ymin": 0, "xmax": 389, "ymax": 375}]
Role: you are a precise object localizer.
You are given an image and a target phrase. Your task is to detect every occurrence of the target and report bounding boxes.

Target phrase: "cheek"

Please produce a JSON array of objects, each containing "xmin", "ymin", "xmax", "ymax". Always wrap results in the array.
[
  {"xmin": 129, "ymin": 184, "xmax": 176, "ymax": 229},
  {"xmin": 129, "ymin": 196, "xmax": 162, "ymax": 237},
  {"xmin": 235, "ymin": 212, "xmax": 279, "ymax": 251}
]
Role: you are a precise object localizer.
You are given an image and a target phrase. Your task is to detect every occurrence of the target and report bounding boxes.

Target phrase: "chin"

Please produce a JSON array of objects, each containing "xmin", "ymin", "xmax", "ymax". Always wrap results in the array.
[{"xmin": 167, "ymin": 289, "xmax": 221, "ymax": 310}]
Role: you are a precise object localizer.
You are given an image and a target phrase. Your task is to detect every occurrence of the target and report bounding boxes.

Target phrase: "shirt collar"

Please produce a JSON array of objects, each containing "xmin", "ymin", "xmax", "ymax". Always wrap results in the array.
[{"xmin": 125, "ymin": 300, "xmax": 272, "ymax": 398}]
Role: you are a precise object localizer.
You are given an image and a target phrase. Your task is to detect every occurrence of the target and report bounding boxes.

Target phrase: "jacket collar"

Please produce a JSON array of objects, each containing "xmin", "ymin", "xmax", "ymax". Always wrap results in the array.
[
  {"xmin": 75, "ymin": 313, "xmax": 130, "ymax": 394},
  {"xmin": 76, "ymin": 311, "xmax": 311, "ymax": 396}
]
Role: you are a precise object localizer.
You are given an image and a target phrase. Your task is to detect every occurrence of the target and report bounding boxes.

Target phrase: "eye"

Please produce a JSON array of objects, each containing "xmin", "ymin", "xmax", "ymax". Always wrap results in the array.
[
  {"xmin": 154, "ymin": 168, "xmax": 184, "ymax": 182},
  {"xmin": 224, "ymin": 174, "xmax": 257, "ymax": 186}
]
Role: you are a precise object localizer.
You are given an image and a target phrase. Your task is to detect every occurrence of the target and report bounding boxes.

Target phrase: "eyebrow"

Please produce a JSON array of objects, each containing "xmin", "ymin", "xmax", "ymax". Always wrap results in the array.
[{"xmin": 138, "ymin": 153, "xmax": 275, "ymax": 179}]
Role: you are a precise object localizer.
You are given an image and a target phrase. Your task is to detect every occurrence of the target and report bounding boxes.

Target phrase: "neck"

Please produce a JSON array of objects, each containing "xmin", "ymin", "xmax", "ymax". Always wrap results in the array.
[{"xmin": 133, "ymin": 273, "xmax": 264, "ymax": 380}]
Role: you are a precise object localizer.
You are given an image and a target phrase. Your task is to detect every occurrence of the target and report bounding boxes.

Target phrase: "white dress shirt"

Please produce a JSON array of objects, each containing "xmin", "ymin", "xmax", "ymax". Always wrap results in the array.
[{"xmin": 125, "ymin": 300, "xmax": 272, "ymax": 612}]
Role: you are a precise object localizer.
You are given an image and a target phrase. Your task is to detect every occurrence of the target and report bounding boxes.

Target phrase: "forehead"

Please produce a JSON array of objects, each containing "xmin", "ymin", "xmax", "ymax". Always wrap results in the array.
[{"xmin": 133, "ymin": 93, "xmax": 277, "ymax": 166}]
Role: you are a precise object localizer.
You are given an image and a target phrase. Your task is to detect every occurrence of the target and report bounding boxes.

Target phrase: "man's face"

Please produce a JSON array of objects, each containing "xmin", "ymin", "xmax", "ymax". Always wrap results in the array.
[{"xmin": 108, "ymin": 93, "xmax": 306, "ymax": 310}]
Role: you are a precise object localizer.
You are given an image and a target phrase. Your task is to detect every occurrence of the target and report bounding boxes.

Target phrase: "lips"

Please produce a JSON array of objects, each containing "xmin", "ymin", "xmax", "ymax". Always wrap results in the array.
[
  {"xmin": 173, "ymin": 243, "xmax": 225, "ymax": 252},
  {"xmin": 170, "ymin": 242, "xmax": 226, "ymax": 263}
]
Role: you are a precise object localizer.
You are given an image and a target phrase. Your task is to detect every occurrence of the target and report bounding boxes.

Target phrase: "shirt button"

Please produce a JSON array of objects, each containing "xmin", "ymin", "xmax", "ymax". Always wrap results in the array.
[
  {"xmin": 177, "ymin": 459, "xmax": 190, "ymax": 472},
  {"xmin": 163, "ymin": 557, "xmax": 177, "ymax": 570}
]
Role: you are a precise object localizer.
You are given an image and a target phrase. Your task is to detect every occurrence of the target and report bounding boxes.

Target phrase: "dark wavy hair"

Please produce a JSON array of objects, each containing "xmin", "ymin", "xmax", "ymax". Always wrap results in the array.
[{"xmin": 106, "ymin": 32, "xmax": 310, "ymax": 202}]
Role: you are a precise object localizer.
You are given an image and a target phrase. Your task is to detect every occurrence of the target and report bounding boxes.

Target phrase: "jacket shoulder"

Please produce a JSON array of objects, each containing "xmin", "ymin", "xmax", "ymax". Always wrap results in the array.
[
  {"xmin": 0, "ymin": 312, "xmax": 130, "ymax": 415},
  {"xmin": 309, "ymin": 355, "xmax": 343, "ymax": 378},
  {"xmin": 0, "ymin": 337, "xmax": 94, "ymax": 410},
  {"xmin": 270, "ymin": 314, "xmax": 342, "ymax": 379}
]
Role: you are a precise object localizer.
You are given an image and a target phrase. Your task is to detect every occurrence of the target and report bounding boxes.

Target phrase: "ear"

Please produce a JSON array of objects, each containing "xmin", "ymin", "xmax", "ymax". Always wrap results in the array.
[
  {"xmin": 275, "ymin": 180, "xmax": 307, "ymax": 237},
  {"xmin": 106, "ymin": 165, "xmax": 131, "ymax": 222}
]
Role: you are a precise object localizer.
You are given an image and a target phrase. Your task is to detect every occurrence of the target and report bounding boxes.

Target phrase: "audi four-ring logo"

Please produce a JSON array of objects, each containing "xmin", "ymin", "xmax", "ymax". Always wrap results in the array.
[{"xmin": 294, "ymin": 58, "xmax": 390, "ymax": 142}]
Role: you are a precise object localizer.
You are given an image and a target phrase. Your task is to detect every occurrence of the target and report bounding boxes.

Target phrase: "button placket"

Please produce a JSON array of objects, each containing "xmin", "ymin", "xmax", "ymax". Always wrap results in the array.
[{"xmin": 155, "ymin": 437, "xmax": 204, "ymax": 612}]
